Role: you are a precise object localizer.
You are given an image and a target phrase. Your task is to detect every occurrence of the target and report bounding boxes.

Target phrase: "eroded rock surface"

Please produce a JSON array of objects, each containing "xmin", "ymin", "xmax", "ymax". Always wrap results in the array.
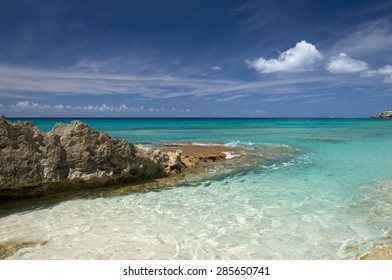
[{"xmin": 0, "ymin": 117, "xmax": 183, "ymax": 199}]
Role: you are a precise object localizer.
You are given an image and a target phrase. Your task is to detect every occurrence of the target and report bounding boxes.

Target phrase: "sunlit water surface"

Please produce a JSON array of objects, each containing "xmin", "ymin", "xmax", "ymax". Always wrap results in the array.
[{"xmin": 2, "ymin": 118, "xmax": 392, "ymax": 259}]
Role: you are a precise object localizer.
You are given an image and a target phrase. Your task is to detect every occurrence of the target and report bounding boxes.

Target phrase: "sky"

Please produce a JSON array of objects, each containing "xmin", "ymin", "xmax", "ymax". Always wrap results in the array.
[{"xmin": 0, "ymin": 0, "xmax": 392, "ymax": 117}]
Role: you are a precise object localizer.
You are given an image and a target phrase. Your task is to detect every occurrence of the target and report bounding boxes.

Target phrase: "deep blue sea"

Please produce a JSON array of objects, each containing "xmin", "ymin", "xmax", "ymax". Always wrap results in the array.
[{"xmin": 2, "ymin": 118, "xmax": 392, "ymax": 259}]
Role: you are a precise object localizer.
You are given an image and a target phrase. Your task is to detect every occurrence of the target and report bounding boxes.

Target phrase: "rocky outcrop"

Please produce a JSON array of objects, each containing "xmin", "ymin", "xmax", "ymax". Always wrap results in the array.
[
  {"xmin": 371, "ymin": 111, "xmax": 392, "ymax": 118},
  {"xmin": 0, "ymin": 117, "xmax": 245, "ymax": 200},
  {"xmin": 0, "ymin": 116, "xmax": 184, "ymax": 199}
]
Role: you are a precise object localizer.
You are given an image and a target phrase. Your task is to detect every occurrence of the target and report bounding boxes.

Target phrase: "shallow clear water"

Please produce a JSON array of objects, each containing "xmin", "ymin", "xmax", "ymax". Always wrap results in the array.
[{"xmin": 2, "ymin": 118, "xmax": 392, "ymax": 259}]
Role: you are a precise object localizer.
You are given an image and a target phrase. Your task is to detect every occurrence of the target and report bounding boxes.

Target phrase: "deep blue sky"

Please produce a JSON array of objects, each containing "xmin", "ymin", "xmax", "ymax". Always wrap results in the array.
[{"xmin": 0, "ymin": 0, "xmax": 391, "ymax": 117}]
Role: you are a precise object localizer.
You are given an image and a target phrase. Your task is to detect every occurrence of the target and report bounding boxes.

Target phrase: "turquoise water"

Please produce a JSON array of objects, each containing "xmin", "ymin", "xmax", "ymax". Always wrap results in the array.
[{"xmin": 2, "ymin": 118, "xmax": 392, "ymax": 259}]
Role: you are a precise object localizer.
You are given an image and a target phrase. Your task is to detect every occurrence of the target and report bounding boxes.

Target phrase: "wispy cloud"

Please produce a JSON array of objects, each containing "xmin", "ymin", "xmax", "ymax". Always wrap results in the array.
[
  {"xmin": 0, "ymin": 62, "xmax": 339, "ymax": 102},
  {"xmin": 246, "ymin": 41, "xmax": 323, "ymax": 73},
  {"xmin": 214, "ymin": 94, "xmax": 249, "ymax": 103},
  {"xmin": 0, "ymin": 64, "xmax": 237, "ymax": 100},
  {"xmin": 211, "ymin": 65, "xmax": 222, "ymax": 71},
  {"xmin": 329, "ymin": 19, "xmax": 392, "ymax": 57}
]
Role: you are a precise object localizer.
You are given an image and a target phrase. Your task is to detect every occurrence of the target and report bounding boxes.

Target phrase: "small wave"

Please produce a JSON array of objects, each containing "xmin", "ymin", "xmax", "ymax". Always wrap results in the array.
[
  {"xmin": 223, "ymin": 151, "xmax": 241, "ymax": 159},
  {"xmin": 224, "ymin": 141, "xmax": 255, "ymax": 148},
  {"xmin": 261, "ymin": 153, "xmax": 313, "ymax": 171}
]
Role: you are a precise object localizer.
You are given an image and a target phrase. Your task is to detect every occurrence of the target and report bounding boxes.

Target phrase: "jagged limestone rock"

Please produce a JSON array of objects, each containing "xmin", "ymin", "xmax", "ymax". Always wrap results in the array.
[{"xmin": 0, "ymin": 117, "xmax": 184, "ymax": 199}]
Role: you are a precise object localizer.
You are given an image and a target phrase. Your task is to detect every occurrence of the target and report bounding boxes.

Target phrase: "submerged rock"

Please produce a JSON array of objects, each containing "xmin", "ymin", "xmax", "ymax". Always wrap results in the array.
[
  {"xmin": 0, "ymin": 239, "xmax": 48, "ymax": 259},
  {"xmin": 155, "ymin": 142, "xmax": 247, "ymax": 169},
  {"xmin": 355, "ymin": 244, "xmax": 392, "ymax": 260}
]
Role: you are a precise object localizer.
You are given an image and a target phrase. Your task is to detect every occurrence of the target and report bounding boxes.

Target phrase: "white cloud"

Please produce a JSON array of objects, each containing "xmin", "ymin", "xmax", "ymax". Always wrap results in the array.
[
  {"xmin": 0, "ymin": 104, "xmax": 3, "ymax": 108},
  {"xmin": 325, "ymin": 53, "xmax": 368, "ymax": 74},
  {"xmin": 14, "ymin": 101, "xmax": 51, "ymax": 110},
  {"xmin": 53, "ymin": 104, "xmax": 65, "ymax": 110},
  {"xmin": 7, "ymin": 101, "xmax": 194, "ymax": 114},
  {"xmin": 246, "ymin": 40, "xmax": 323, "ymax": 73},
  {"xmin": 378, "ymin": 65, "xmax": 392, "ymax": 75},
  {"xmin": 11, "ymin": 101, "xmax": 130, "ymax": 112},
  {"xmin": 375, "ymin": 65, "xmax": 392, "ymax": 84},
  {"xmin": 211, "ymin": 65, "xmax": 222, "ymax": 71}
]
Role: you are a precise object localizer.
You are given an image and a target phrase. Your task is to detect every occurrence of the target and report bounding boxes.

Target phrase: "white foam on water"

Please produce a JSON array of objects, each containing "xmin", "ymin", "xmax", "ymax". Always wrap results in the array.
[{"xmin": 222, "ymin": 152, "xmax": 239, "ymax": 159}]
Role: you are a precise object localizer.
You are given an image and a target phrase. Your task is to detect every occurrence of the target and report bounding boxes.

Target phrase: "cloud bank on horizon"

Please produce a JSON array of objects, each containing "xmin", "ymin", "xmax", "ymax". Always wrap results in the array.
[{"xmin": 0, "ymin": 0, "xmax": 391, "ymax": 117}]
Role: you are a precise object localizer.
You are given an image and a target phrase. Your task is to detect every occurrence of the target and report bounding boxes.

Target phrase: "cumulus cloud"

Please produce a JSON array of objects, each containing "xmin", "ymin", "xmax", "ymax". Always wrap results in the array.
[
  {"xmin": 7, "ymin": 101, "xmax": 193, "ymax": 114},
  {"xmin": 246, "ymin": 40, "xmax": 323, "ymax": 73},
  {"xmin": 11, "ymin": 101, "xmax": 129, "ymax": 112},
  {"xmin": 378, "ymin": 65, "xmax": 392, "ymax": 75},
  {"xmin": 378, "ymin": 65, "xmax": 392, "ymax": 84},
  {"xmin": 325, "ymin": 53, "xmax": 368, "ymax": 74},
  {"xmin": 14, "ymin": 101, "xmax": 51, "ymax": 110},
  {"xmin": 211, "ymin": 65, "xmax": 222, "ymax": 71}
]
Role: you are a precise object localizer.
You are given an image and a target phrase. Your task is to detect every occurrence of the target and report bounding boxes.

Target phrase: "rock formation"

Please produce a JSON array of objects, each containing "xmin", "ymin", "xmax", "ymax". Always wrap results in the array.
[
  {"xmin": 371, "ymin": 111, "xmax": 392, "ymax": 118},
  {"xmin": 0, "ymin": 116, "xmax": 183, "ymax": 199},
  {"xmin": 0, "ymin": 117, "xmax": 242, "ymax": 200}
]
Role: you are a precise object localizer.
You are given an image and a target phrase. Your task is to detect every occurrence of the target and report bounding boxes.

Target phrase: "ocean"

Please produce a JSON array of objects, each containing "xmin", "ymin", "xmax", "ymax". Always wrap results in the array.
[{"xmin": 1, "ymin": 118, "xmax": 392, "ymax": 259}]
